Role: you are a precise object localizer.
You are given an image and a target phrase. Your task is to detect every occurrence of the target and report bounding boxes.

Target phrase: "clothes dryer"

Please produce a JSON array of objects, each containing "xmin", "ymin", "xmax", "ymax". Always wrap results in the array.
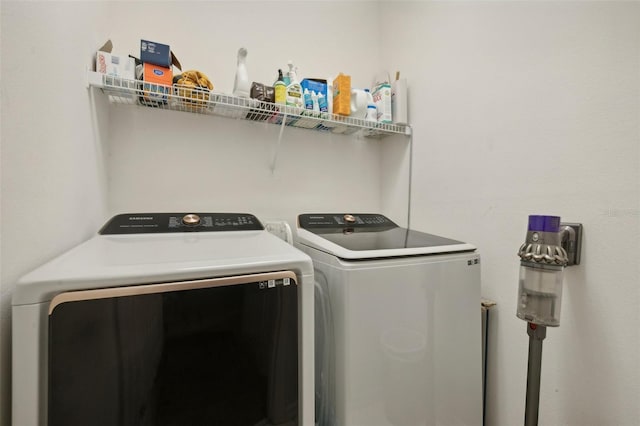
[
  {"xmin": 296, "ymin": 213, "xmax": 482, "ymax": 426},
  {"xmin": 12, "ymin": 213, "xmax": 314, "ymax": 426}
]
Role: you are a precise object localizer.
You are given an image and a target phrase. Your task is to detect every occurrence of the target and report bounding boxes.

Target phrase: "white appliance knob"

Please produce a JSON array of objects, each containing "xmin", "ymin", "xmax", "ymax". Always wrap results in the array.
[{"xmin": 182, "ymin": 214, "xmax": 201, "ymax": 226}]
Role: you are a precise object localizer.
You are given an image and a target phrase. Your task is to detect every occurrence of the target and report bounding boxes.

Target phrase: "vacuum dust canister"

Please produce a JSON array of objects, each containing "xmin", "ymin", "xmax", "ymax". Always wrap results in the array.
[{"xmin": 516, "ymin": 215, "xmax": 568, "ymax": 327}]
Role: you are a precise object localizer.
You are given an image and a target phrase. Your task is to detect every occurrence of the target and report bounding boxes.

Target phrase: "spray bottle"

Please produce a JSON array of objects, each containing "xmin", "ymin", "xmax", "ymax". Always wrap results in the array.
[
  {"xmin": 232, "ymin": 47, "xmax": 250, "ymax": 98},
  {"xmin": 285, "ymin": 60, "xmax": 303, "ymax": 108}
]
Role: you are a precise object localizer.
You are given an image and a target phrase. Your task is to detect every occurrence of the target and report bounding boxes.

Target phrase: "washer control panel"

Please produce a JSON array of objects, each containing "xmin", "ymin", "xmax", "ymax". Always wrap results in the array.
[
  {"xmin": 100, "ymin": 213, "xmax": 264, "ymax": 234},
  {"xmin": 298, "ymin": 213, "xmax": 397, "ymax": 229}
]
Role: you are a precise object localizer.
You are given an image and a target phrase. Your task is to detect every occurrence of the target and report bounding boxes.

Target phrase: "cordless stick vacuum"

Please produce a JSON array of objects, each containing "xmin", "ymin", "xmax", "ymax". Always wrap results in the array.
[{"xmin": 516, "ymin": 215, "xmax": 582, "ymax": 426}]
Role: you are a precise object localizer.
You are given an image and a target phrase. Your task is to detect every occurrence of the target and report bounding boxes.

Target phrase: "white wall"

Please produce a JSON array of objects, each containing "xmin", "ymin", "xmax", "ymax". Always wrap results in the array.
[
  {"xmin": 0, "ymin": 2, "xmax": 112, "ymax": 424},
  {"xmin": 101, "ymin": 1, "xmax": 406, "ymax": 226},
  {"xmin": 380, "ymin": 1, "xmax": 640, "ymax": 425},
  {"xmin": 1, "ymin": 1, "xmax": 638, "ymax": 426},
  {"xmin": 0, "ymin": 1, "xmax": 406, "ymax": 425}
]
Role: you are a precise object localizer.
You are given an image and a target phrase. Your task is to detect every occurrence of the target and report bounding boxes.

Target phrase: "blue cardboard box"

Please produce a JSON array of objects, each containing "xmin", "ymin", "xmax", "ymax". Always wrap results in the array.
[
  {"xmin": 140, "ymin": 39, "xmax": 180, "ymax": 68},
  {"xmin": 301, "ymin": 79, "xmax": 327, "ymax": 98}
]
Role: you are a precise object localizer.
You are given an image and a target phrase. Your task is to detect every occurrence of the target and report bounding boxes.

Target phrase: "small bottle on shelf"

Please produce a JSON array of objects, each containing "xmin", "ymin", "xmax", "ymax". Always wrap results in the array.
[{"xmin": 274, "ymin": 69, "xmax": 286, "ymax": 104}]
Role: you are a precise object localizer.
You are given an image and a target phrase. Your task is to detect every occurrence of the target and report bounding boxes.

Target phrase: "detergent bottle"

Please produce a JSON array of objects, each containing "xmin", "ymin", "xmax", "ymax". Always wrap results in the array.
[
  {"xmin": 317, "ymin": 92, "xmax": 329, "ymax": 118},
  {"xmin": 274, "ymin": 69, "xmax": 286, "ymax": 104},
  {"xmin": 312, "ymin": 91, "xmax": 320, "ymax": 116},
  {"xmin": 303, "ymin": 88, "xmax": 313, "ymax": 110}
]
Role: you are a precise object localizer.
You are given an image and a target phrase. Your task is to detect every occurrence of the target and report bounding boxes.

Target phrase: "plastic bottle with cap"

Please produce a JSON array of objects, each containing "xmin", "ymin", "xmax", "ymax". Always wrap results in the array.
[
  {"xmin": 366, "ymin": 104, "xmax": 377, "ymax": 122},
  {"xmin": 312, "ymin": 91, "xmax": 320, "ymax": 116},
  {"xmin": 365, "ymin": 89, "xmax": 377, "ymax": 122},
  {"xmin": 317, "ymin": 92, "xmax": 329, "ymax": 118},
  {"xmin": 303, "ymin": 88, "xmax": 313, "ymax": 110},
  {"xmin": 350, "ymin": 88, "xmax": 367, "ymax": 119},
  {"xmin": 274, "ymin": 69, "xmax": 286, "ymax": 104},
  {"xmin": 364, "ymin": 88, "xmax": 373, "ymax": 104}
]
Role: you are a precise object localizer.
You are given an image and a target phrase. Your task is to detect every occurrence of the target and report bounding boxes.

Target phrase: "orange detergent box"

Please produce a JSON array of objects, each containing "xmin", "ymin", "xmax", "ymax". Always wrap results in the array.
[
  {"xmin": 142, "ymin": 62, "xmax": 172, "ymax": 104},
  {"xmin": 332, "ymin": 73, "xmax": 351, "ymax": 116}
]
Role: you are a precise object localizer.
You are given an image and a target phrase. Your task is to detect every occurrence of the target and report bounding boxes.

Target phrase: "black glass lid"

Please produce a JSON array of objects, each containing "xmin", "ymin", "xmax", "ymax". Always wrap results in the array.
[
  {"xmin": 298, "ymin": 213, "xmax": 466, "ymax": 251},
  {"xmin": 100, "ymin": 213, "xmax": 264, "ymax": 234}
]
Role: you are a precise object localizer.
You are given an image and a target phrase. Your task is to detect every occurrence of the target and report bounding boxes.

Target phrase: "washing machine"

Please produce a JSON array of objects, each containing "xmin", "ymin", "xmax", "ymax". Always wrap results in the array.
[
  {"xmin": 12, "ymin": 213, "xmax": 314, "ymax": 426},
  {"xmin": 296, "ymin": 213, "xmax": 482, "ymax": 426}
]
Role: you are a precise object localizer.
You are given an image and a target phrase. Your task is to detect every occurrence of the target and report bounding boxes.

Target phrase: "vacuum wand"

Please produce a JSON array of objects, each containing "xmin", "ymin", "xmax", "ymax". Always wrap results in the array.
[{"xmin": 524, "ymin": 322, "xmax": 546, "ymax": 426}]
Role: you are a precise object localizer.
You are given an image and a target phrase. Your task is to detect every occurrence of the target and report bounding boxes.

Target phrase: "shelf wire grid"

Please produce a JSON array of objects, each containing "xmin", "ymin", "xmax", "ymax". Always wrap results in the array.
[{"xmin": 94, "ymin": 73, "xmax": 410, "ymax": 138}]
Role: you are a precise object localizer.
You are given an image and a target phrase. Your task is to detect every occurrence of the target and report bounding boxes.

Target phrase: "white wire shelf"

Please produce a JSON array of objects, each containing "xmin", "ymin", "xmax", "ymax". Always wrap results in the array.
[{"xmin": 87, "ymin": 71, "xmax": 411, "ymax": 138}]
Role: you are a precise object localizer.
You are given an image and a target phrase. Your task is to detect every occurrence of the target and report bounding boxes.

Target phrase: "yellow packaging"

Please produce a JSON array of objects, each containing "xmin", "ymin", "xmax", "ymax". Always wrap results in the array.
[
  {"xmin": 274, "ymin": 82, "xmax": 286, "ymax": 104},
  {"xmin": 332, "ymin": 73, "xmax": 351, "ymax": 116}
]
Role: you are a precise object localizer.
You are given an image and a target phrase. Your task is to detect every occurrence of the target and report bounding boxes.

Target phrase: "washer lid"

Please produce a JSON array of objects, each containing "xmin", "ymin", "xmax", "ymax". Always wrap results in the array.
[
  {"xmin": 297, "ymin": 213, "xmax": 476, "ymax": 259},
  {"xmin": 13, "ymin": 213, "xmax": 312, "ymax": 306}
]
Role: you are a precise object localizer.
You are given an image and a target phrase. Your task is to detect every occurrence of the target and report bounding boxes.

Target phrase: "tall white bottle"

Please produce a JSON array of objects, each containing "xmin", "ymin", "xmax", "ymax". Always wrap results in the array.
[
  {"xmin": 392, "ymin": 75, "xmax": 408, "ymax": 125},
  {"xmin": 233, "ymin": 47, "xmax": 250, "ymax": 98}
]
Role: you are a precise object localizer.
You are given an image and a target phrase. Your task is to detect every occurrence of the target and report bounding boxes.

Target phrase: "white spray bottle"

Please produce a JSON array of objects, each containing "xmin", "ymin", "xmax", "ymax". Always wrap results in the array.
[
  {"xmin": 285, "ymin": 60, "xmax": 303, "ymax": 108},
  {"xmin": 233, "ymin": 47, "xmax": 250, "ymax": 98}
]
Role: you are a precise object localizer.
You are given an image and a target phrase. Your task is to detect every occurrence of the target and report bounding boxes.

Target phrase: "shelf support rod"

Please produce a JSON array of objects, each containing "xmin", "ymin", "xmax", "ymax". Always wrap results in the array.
[{"xmin": 270, "ymin": 113, "xmax": 288, "ymax": 173}]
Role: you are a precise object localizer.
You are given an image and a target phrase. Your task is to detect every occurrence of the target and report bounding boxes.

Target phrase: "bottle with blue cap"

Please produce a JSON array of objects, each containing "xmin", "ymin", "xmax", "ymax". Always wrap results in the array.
[{"xmin": 365, "ymin": 89, "xmax": 377, "ymax": 122}]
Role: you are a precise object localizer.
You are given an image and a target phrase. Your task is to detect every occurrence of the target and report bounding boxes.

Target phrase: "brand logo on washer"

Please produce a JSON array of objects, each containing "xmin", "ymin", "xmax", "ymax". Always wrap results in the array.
[{"xmin": 129, "ymin": 216, "xmax": 153, "ymax": 220}]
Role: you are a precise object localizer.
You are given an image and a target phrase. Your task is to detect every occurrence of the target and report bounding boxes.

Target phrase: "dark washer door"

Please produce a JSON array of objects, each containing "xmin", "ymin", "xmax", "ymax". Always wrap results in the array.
[{"xmin": 48, "ymin": 272, "xmax": 299, "ymax": 426}]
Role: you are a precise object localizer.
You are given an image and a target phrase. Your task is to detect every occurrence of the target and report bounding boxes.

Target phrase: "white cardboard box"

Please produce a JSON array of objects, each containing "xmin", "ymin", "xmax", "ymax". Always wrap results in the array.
[
  {"xmin": 372, "ymin": 83, "xmax": 392, "ymax": 123},
  {"xmin": 96, "ymin": 40, "xmax": 135, "ymax": 80}
]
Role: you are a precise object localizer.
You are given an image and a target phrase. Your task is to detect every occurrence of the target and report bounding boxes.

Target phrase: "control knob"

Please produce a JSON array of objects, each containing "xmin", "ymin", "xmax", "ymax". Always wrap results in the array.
[
  {"xmin": 343, "ymin": 214, "xmax": 356, "ymax": 224},
  {"xmin": 182, "ymin": 214, "xmax": 201, "ymax": 226}
]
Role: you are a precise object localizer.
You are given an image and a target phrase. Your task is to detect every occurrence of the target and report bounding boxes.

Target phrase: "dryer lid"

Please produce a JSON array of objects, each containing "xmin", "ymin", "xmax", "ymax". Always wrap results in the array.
[
  {"xmin": 13, "ymin": 213, "xmax": 313, "ymax": 306},
  {"xmin": 297, "ymin": 213, "xmax": 476, "ymax": 259}
]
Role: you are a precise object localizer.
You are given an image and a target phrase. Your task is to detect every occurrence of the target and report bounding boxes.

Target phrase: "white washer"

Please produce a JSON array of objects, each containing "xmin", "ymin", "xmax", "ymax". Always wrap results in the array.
[
  {"xmin": 296, "ymin": 213, "xmax": 482, "ymax": 426},
  {"xmin": 12, "ymin": 213, "xmax": 314, "ymax": 426}
]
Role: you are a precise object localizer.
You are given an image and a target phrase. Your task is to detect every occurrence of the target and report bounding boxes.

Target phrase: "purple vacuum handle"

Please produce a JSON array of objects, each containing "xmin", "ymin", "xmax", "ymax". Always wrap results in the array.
[{"xmin": 527, "ymin": 215, "xmax": 561, "ymax": 233}]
